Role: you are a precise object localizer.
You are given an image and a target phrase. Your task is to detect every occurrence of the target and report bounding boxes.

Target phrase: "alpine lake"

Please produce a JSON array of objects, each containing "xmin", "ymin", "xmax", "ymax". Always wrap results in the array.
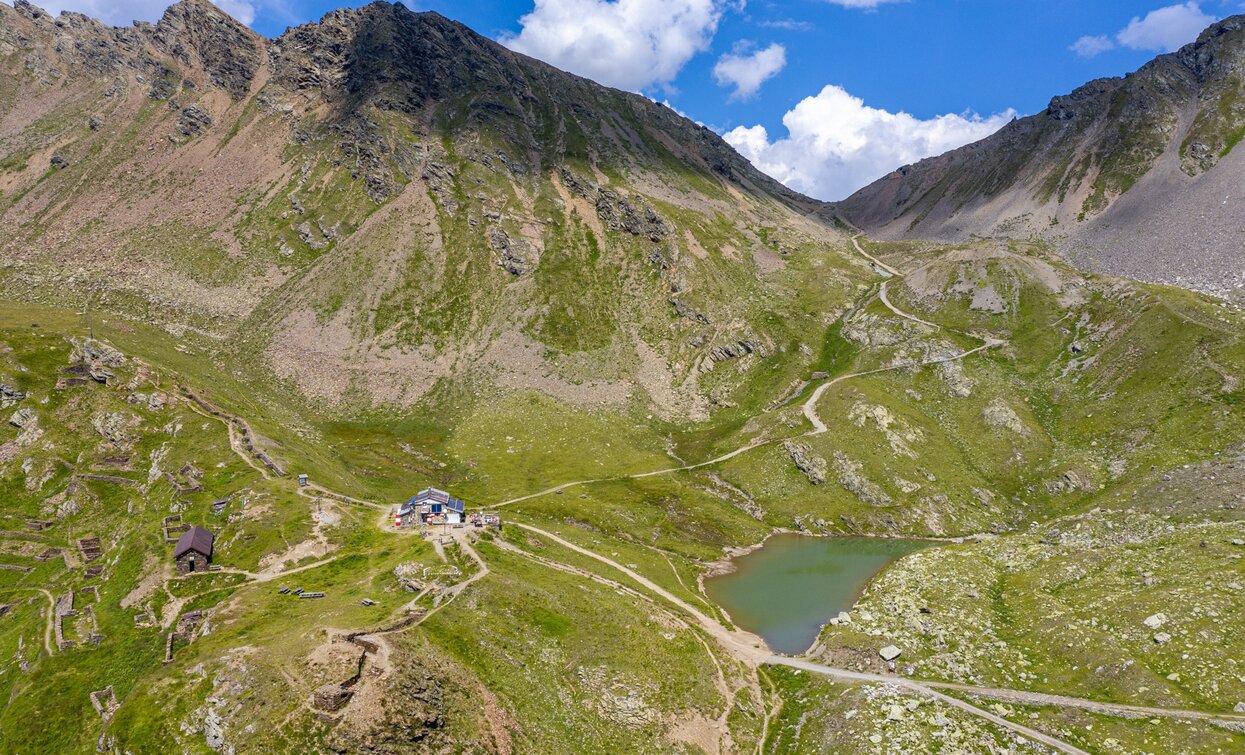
[{"xmin": 705, "ymin": 534, "xmax": 932, "ymax": 655}]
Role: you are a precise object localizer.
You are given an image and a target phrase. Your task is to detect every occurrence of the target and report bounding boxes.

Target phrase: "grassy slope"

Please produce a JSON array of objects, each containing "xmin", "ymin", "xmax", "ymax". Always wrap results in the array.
[{"xmin": 1, "ymin": 233, "xmax": 1244, "ymax": 753}]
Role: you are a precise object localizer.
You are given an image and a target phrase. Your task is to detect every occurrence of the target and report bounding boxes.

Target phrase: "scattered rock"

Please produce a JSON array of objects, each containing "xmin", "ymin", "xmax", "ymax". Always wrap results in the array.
[{"xmin": 50, "ymin": 154, "xmax": 69, "ymax": 169}]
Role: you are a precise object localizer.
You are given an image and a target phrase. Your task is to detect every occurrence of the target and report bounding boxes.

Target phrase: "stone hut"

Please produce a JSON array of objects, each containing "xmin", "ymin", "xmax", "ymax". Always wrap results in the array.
[{"xmin": 174, "ymin": 526, "xmax": 214, "ymax": 574}]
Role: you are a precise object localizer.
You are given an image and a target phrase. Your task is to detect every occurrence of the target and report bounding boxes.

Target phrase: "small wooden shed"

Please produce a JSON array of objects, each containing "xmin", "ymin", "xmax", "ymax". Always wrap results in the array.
[{"xmin": 174, "ymin": 526, "xmax": 214, "ymax": 574}]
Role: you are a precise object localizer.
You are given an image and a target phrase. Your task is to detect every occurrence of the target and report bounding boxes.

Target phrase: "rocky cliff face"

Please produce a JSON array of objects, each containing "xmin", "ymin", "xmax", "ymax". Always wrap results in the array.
[
  {"xmin": 836, "ymin": 15, "xmax": 1245, "ymax": 299},
  {"xmin": 0, "ymin": 0, "xmax": 850, "ymax": 418}
]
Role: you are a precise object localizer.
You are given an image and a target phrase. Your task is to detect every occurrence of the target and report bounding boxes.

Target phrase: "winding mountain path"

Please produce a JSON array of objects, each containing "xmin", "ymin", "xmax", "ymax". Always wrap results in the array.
[{"xmin": 189, "ymin": 233, "xmax": 1245, "ymax": 753}]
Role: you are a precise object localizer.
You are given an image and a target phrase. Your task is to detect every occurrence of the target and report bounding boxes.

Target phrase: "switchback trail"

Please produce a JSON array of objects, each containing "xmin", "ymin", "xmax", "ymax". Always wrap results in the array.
[
  {"xmin": 193, "ymin": 234, "xmax": 1245, "ymax": 752},
  {"xmin": 490, "ymin": 234, "xmax": 1002, "ymax": 501}
]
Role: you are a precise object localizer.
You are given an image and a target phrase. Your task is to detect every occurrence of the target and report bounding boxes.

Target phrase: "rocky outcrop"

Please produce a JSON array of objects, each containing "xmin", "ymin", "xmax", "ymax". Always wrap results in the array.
[
  {"xmin": 783, "ymin": 441, "xmax": 827, "ymax": 485},
  {"xmin": 595, "ymin": 190, "xmax": 670, "ymax": 241},
  {"xmin": 150, "ymin": 0, "xmax": 262, "ymax": 99},
  {"xmin": 92, "ymin": 412, "xmax": 137, "ymax": 447},
  {"xmin": 983, "ymin": 399, "xmax": 1027, "ymax": 434},
  {"xmin": 0, "ymin": 385, "xmax": 25, "ymax": 408},
  {"xmin": 176, "ymin": 104, "xmax": 213, "ymax": 137},
  {"xmin": 488, "ymin": 227, "xmax": 527, "ymax": 275},
  {"xmin": 8, "ymin": 408, "xmax": 34, "ymax": 429},
  {"xmin": 833, "ymin": 451, "xmax": 892, "ymax": 506},
  {"xmin": 709, "ymin": 339, "xmax": 761, "ymax": 362}
]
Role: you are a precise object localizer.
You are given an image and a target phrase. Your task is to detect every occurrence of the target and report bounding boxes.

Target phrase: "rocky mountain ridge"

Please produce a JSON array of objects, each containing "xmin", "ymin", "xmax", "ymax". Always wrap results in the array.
[
  {"xmin": 0, "ymin": 0, "xmax": 849, "ymax": 418},
  {"xmin": 836, "ymin": 14, "xmax": 1245, "ymax": 300}
]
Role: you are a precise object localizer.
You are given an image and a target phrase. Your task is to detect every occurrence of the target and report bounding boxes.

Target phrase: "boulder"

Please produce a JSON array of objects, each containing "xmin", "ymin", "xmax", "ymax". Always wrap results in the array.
[
  {"xmin": 1142, "ymin": 613, "xmax": 1167, "ymax": 629},
  {"xmin": 983, "ymin": 398, "xmax": 1027, "ymax": 434},
  {"xmin": 312, "ymin": 683, "xmax": 353, "ymax": 712},
  {"xmin": 0, "ymin": 385, "xmax": 25, "ymax": 408},
  {"xmin": 783, "ymin": 441, "xmax": 827, "ymax": 485},
  {"xmin": 176, "ymin": 105, "xmax": 214, "ymax": 137},
  {"xmin": 879, "ymin": 645, "xmax": 902, "ymax": 661},
  {"xmin": 833, "ymin": 451, "xmax": 892, "ymax": 506}
]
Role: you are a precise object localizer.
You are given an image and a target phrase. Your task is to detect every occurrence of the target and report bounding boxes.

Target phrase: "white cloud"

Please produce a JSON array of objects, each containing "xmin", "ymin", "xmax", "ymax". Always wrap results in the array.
[
  {"xmin": 713, "ymin": 42, "xmax": 786, "ymax": 100},
  {"xmin": 822, "ymin": 0, "xmax": 904, "ymax": 8},
  {"xmin": 2, "ymin": 0, "xmax": 256, "ymax": 26},
  {"xmin": 501, "ymin": 0, "xmax": 731, "ymax": 92},
  {"xmin": 1115, "ymin": 2, "xmax": 1214, "ymax": 52},
  {"xmin": 723, "ymin": 84, "xmax": 1015, "ymax": 201},
  {"xmin": 1070, "ymin": 34, "xmax": 1114, "ymax": 58}
]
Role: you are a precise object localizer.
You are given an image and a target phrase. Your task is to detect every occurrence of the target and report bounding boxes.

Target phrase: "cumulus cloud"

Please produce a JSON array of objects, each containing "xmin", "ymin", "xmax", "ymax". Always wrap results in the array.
[
  {"xmin": 723, "ymin": 85, "xmax": 1015, "ymax": 201},
  {"xmin": 501, "ymin": 0, "xmax": 731, "ymax": 92},
  {"xmin": 1, "ymin": 0, "xmax": 256, "ymax": 26},
  {"xmin": 1070, "ymin": 34, "xmax": 1114, "ymax": 58},
  {"xmin": 1071, "ymin": 2, "xmax": 1217, "ymax": 59},
  {"xmin": 713, "ymin": 42, "xmax": 786, "ymax": 100},
  {"xmin": 1116, "ymin": 1, "xmax": 1214, "ymax": 52}
]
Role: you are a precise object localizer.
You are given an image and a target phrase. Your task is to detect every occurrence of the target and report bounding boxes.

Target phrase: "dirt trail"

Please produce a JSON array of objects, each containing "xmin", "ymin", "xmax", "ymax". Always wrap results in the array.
[
  {"xmin": 205, "ymin": 553, "xmax": 344, "ymax": 584},
  {"xmin": 187, "ymin": 234, "xmax": 1236, "ymax": 751},
  {"xmin": 775, "ymin": 658, "xmax": 1088, "ymax": 755},
  {"xmin": 509, "ymin": 522, "xmax": 768, "ymax": 661},
  {"xmin": 490, "ymin": 237, "xmax": 1002, "ymax": 504},
  {"xmin": 925, "ymin": 680, "xmax": 1245, "ymax": 724},
  {"xmin": 509, "ymin": 521, "xmax": 1087, "ymax": 753},
  {"xmin": 849, "ymin": 235, "xmax": 902, "ymax": 277},
  {"xmin": 878, "ymin": 280, "xmax": 938, "ymax": 328}
]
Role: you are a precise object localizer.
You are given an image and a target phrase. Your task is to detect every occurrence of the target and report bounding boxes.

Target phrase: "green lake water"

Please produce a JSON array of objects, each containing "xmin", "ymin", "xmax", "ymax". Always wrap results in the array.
[{"xmin": 705, "ymin": 534, "xmax": 930, "ymax": 655}]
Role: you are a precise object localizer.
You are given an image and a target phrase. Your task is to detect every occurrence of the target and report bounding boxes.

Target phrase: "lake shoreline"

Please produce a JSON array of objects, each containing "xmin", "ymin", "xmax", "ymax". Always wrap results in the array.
[{"xmin": 701, "ymin": 533, "xmax": 935, "ymax": 656}]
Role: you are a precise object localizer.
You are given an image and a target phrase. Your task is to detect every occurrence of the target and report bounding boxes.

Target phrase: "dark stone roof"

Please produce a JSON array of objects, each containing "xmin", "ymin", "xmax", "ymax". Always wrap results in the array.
[
  {"xmin": 174, "ymin": 526, "xmax": 214, "ymax": 559},
  {"xmin": 414, "ymin": 487, "xmax": 451, "ymax": 504}
]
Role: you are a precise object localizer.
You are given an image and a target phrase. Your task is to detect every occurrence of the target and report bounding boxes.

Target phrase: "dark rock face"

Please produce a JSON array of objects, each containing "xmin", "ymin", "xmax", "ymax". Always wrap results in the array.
[
  {"xmin": 150, "ymin": 0, "xmax": 260, "ymax": 98},
  {"xmin": 176, "ymin": 104, "xmax": 213, "ymax": 136},
  {"xmin": 488, "ymin": 227, "xmax": 527, "ymax": 275},
  {"xmin": 709, "ymin": 339, "xmax": 761, "ymax": 362},
  {"xmin": 595, "ymin": 190, "xmax": 670, "ymax": 241},
  {"xmin": 560, "ymin": 168, "xmax": 671, "ymax": 240}
]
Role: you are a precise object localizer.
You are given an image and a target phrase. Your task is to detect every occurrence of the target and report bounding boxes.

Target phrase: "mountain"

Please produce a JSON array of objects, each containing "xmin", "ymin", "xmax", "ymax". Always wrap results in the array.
[
  {"xmin": 0, "ymin": 0, "xmax": 845, "ymax": 420},
  {"xmin": 3, "ymin": 3, "xmax": 1245, "ymax": 754},
  {"xmin": 836, "ymin": 15, "xmax": 1245, "ymax": 300}
]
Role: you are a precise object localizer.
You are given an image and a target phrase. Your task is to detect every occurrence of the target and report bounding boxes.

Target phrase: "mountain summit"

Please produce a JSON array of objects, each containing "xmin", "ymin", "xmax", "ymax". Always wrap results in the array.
[
  {"xmin": 0, "ymin": 0, "xmax": 842, "ymax": 416},
  {"xmin": 837, "ymin": 14, "xmax": 1245, "ymax": 299}
]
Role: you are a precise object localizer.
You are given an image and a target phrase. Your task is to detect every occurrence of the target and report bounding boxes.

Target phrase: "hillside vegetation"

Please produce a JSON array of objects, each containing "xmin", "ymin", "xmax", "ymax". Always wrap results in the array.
[{"xmin": 1, "ymin": 2, "xmax": 1244, "ymax": 753}]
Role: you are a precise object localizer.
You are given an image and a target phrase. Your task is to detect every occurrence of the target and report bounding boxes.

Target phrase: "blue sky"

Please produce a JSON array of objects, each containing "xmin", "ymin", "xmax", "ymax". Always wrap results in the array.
[{"xmin": 13, "ymin": 0, "xmax": 1240, "ymax": 198}]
